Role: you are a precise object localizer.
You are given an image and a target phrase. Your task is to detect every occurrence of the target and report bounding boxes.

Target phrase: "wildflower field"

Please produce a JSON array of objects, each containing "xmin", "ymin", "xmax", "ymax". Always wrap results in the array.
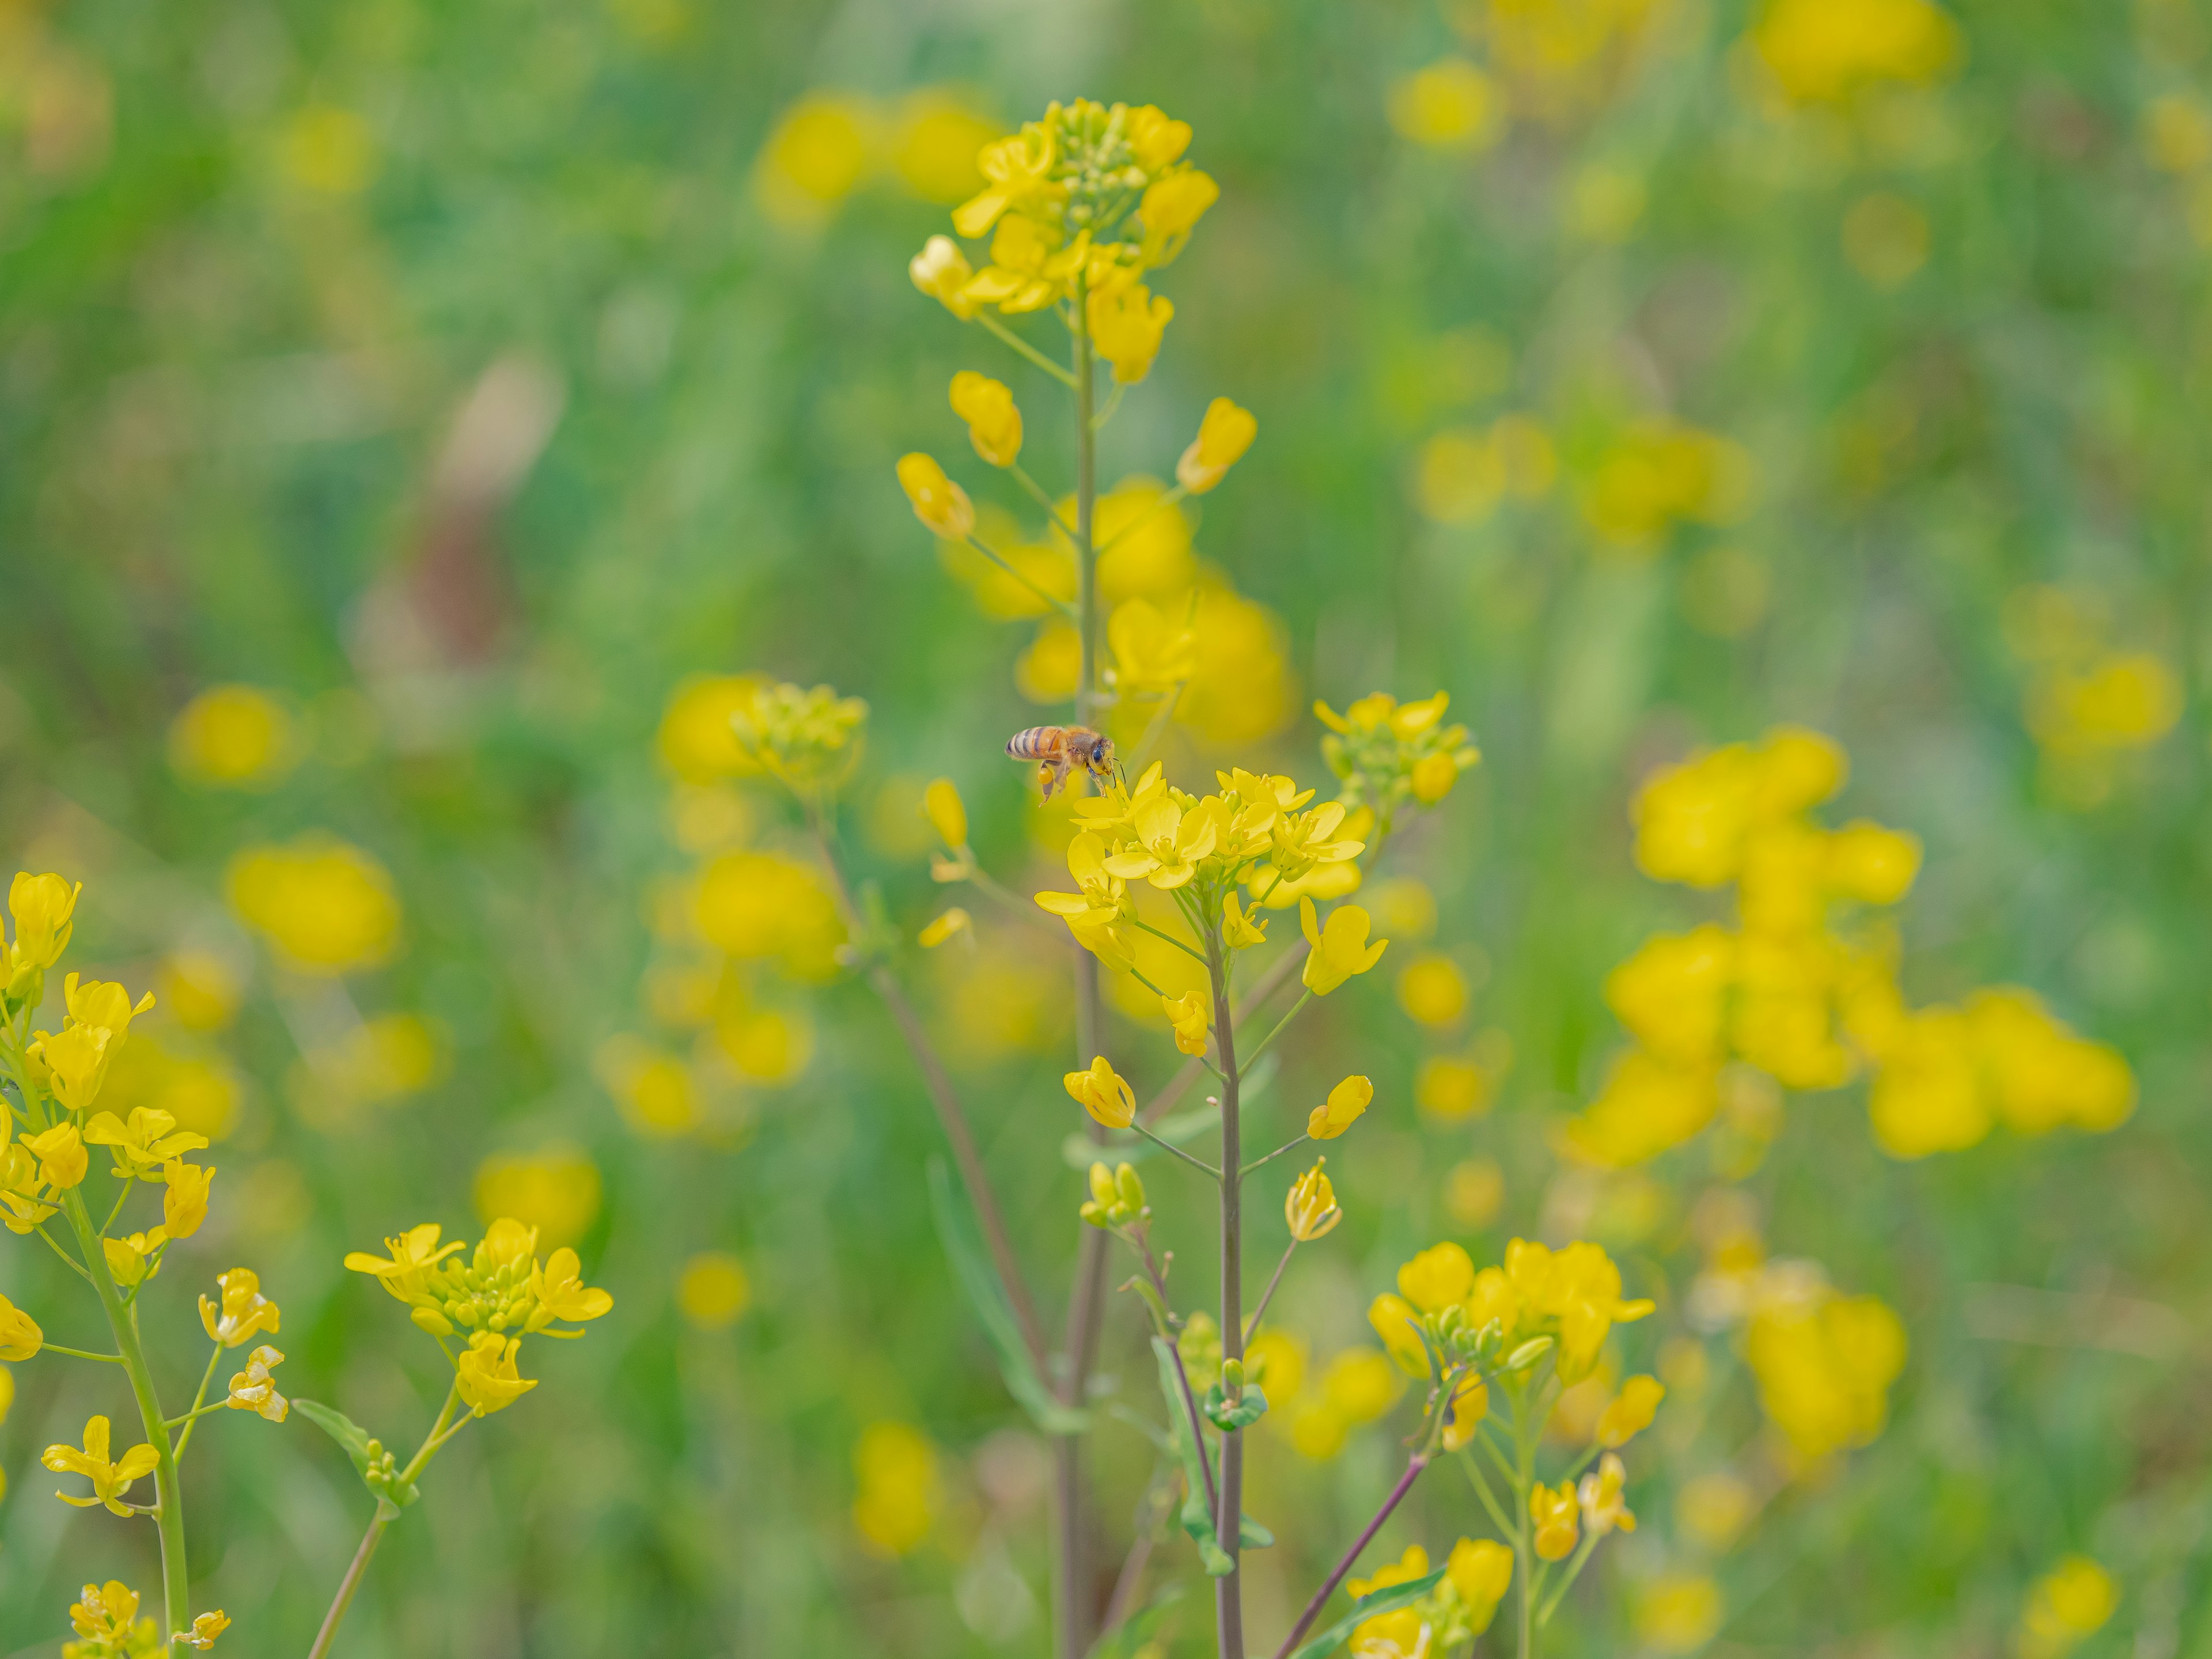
[{"xmin": 1, "ymin": 1, "xmax": 2207, "ymax": 1655}]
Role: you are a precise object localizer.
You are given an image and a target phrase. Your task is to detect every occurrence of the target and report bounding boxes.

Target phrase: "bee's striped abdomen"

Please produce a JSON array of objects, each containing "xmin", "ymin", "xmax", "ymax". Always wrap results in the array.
[{"xmin": 1006, "ymin": 726, "xmax": 1066, "ymax": 761}]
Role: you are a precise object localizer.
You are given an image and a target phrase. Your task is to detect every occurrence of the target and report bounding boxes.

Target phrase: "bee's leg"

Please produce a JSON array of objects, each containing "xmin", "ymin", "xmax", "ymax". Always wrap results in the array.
[{"xmin": 1039, "ymin": 760, "xmax": 1063, "ymax": 801}]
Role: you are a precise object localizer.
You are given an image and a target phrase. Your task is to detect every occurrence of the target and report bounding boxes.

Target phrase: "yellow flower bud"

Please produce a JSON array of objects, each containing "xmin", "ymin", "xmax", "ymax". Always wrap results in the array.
[
  {"xmin": 162, "ymin": 1160, "xmax": 215, "ymax": 1239},
  {"xmin": 917, "ymin": 908, "xmax": 971, "ymax": 948},
  {"xmin": 1446, "ymin": 1537, "xmax": 1513, "ymax": 1631},
  {"xmin": 896, "ymin": 453, "xmax": 975, "ymax": 540},
  {"xmin": 1285, "ymin": 1158, "xmax": 1340, "ymax": 1241},
  {"xmin": 1222, "ymin": 891, "xmax": 1268, "ymax": 949},
  {"xmin": 1063, "ymin": 1055, "xmax": 1135, "ymax": 1129},
  {"xmin": 1163, "ymin": 990, "xmax": 1210, "ymax": 1056},
  {"xmin": 7, "ymin": 871, "xmax": 81, "ymax": 972},
  {"xmin": 949, "ymin": 371, "xmax": 1022, "ymax": 467},
  {"xmin": 1411, "ymin": 750, "xmax": 1459, "ymax": 804},
  {"xmin": 1306, "ymin": 1074, "xmax": 1372, "ymax": 1141},
  {"xmin": 22, "ymin": 1123, "xmax": 88, "ymax": 1190},
  {"xmin": 908, "ymin": 234, "xmax": 978, "ymax": 318},
  {"xmin": 1176, "ymin": 397, "xmax": 1257, "ymax": 494},
  {"xmin": 922, "ymin": 777, "xmax": 968, "ymax": 849},
  {"xmin": 0, "ymin": 1291, "xmax": 43, "ymax": 1361}
]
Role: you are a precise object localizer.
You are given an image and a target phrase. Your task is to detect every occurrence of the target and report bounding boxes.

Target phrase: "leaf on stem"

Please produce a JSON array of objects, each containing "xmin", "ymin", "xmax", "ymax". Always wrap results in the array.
[{"xmin": 293, "ymin": 1399, "xmax": 419, "ymax": 1510}]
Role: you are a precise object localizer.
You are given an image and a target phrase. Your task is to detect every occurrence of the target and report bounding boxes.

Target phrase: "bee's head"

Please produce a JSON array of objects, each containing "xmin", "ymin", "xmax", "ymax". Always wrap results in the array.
[{"xmin": 1089, "ymin": 734, "xmax": 1113, "ymax": 767}]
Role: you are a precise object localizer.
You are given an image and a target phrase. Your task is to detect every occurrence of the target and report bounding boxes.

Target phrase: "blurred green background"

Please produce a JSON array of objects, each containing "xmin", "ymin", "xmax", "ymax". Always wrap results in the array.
[{"xmin": 2, "ymin": 0, "xmax": 2209, "ymax": 1653}]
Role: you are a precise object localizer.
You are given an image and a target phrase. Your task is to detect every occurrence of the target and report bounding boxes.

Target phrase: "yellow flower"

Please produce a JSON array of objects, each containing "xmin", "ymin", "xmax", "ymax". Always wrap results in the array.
[
  {"xmin": 1367, "ymin": 1292, "xmax": 1429, "ymax": 1376},
  {"xmin": 1222, "ymin": 891, "xmax": 1268, "ymax": 949},
  {"xmin": 0, "ymin": 1291, "xmax": 43, "ymax": 1361},
  {"xmin": 1440, "ymin": 1369, "xmax": 1489, "ymax": 1451},
  {"xmin": 1388, "ymin": 59, "xmax": 1499, "ymax": 152},
  {"xmin": 1531, "ymin": 1479, "xmax": 1580, "ymax": 1560},
  {"xmin": 456, "ymin": 1331, "xmax": 537, "ymax": 1416},
  {"xmin": 1308, "ymin": 1074, "xmax": 1373, "ymax": 1141},
  {"xmin": 949, "ymin": 370, "xmax": 1022, "ymax": 467},
  {"xmin": 1177, "ymin": 397, "xmax": 1257, "ymax": 494},
  {"xmin": 1578, "ymin": 1451, "xmax": 1637, "ymax": 1536},
  {"xmin": 43, "ymin": 1416, "xmax": 159, "ymax": 1515},
  {"xmin": 7, "ymin": 870, "xmax": 81, "ymax": 972},
  {"xmin": 344, "ymin": 1222, "xmax": 466, "ymax": 1302},
  {"xmin": 162, "ymin": 1160, "xmax": 215, "ymax": 1238},
  {"xmin": 853, "ymin": 1419, "xmax": 941, "ymax": 1556},
  {"xmin": 918, "ymin": 907, "xmax": 972, "ymax": 948},
  {"xmin": 1285, "ymin": 1159, "xmax": 1341, "ymax": 1240},
  {"xmin": 1347, "ymin": 1542, "xmax": 1430, "ymax": 1600},
  {"xmin": 1064, "ymin": 1055, "xmax": 1135, "ymax": 1129},
  {"xmin": 1128, "ymin": 104, "xmax": 1192, "ymax": 171},
  {"xmin": 103, "ymin": 1229, "xmax": 166, "ymax": 1288},
  {"xmin": 909, "ymin": 234, "xmax": 978, "ymax": 318},
  {"xmin": 896, "ymin": 452, "xmax": 975, "ymax": 540},
  {"xmin": 69, "ymin": 1581, "xmax": 154, "ymax": 1651},
  {"xmin": 1636, "ymin": 1575, "xmax": 1724, "ymax": 1655},
  {"xmin": 1300, "ymin": 897, "xmax": 1389, "ymax": 994},
  {"xmin": 168, "ymin": 684, "xmax": 297, "ymax": 788},
  {"xmin": 1396, "ymin": 952, "xmax": 1469, "ymax": 1028},
  {"xmin": 1598, "ymin": 1374, "xmax": 1665, "ymax": 1447},
  {"xmin": 753, "ymin": 92, "xmax": 874, "ymax": 223},
  {"xmin": 84, "ymin": 1107, "xmax": 209, "ymax": 1180},
  {"xmin": 953, "ymin": 122, "xmax": 1057, "ymax": 238},
  {"xmin": 1752, "ymin": 0, "xmax": 1963, "ymax": 105},
  {"xmin": 1036, "ymin": 833, "xmax": 1133, "ymax": 960},
  {"xmin": 1745, "ymin": 1289, "xmax": 1907, "ymax": 1463},
  {"xmin": 922, "ymin": 777, "xmax": 968, "ymax": 849},
  {"xmin": 1446, "ymin": 1537, "xmax": 1513, "ymax": 1633},
  {"xmin": 1163, "ymin": 990, "xmax": 1210, "ymax": 1056},
  {"xmin": 180, "ymin": 1609, "xmax": 233, "ymax": 1650},
  {"xmin": 2020, "ymin": 1555, "xmax": 2118, "ymax": 1659},
  {"xmin": 22, "ymin": 1123, "xmax": 88, "ymax": 1190},
  {"xmin": 1105, "ymin": 597, "xmax": 1199, "ymax": 696},
  {"xmin": 200, "ymin": 1267, "xmax": 282, "ymax": 1348},
  {"xmin": 530, "ymin": 1247, "xmax": 615, "ymax": 1331},
  {"xmin": 677, "ymin": 1252, "xmax": 752, "ymax": 1330},
  {"xmin": 1104, "ymin": 793, "xmax": 1218, "ymax": 889},
  {"xmin": 33, "ymin": 1023, "xmax": 114, "ymax": 1113},
  {"xmin": 1086, "ymin": 282, "xmax": 1173, "ymax": 384},
  {"xmin": 1270, "ymin": 800, "xmax": 1364, "ymax": 881},
  {"xmin": 1139, "ymin": 168, "xmax": 1218, "ymax": 243},
  {"xmin": 1409, "ymin": 751, "xmax": 1459, "ymax": 804},
  {"xmin": 226, "ymin": 836, "xmax": 402, "ymax": 975},
  {"xmin": 225, "ymin": 1344, "xmax": 289, "ymax": 1422}
]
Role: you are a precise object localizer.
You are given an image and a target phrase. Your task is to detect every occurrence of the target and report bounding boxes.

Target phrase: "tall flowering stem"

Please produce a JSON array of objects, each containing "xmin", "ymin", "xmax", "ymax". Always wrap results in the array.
[{"xmin": 1205, "ymin": 917, "xmax": 1247, "ymax": 1659}]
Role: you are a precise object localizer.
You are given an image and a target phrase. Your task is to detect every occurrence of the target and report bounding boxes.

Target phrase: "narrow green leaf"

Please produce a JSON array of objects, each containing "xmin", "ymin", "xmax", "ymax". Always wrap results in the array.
[
  {"xmin": 1283, "ymin": 1569, "xmax": 1448, "ymax": 1659},
  {"xmin": 293, "ymin": 1398, "xmax": 373, "ymax": 1467},
  {"xmin": 927, "ymin": 1160, "xmax": 1091, "ymax": 1436}
]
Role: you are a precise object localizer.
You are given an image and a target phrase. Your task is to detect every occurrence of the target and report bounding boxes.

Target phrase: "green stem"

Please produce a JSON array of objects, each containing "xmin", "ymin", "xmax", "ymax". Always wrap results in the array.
[
  {"xmin": 40, "ymin": 1342, "xmax": 125, "ymax": 1363},
  {"xmin": 1206, "ymin": 920, "xmax": 1246, "ymax": 1659},
  {"xmin": 101, "ymin": 1178, "xmax": 132, "ymax": 1237},
  {"xmin": 1010, "ymin": 463, "xmax": 1077, "ymax": 537},
  {"xmin": 1237, "ymin": 990, "xmax": 1312, "ymax": 1073},
  {"xmin": 1237, "ymin": 1134, "xmax": 1309, "ymax": 1180},
  {"xmin": 979, "ymin": 312, "xmax": 1078, "ymax": 387},
  {"xmin": 1513, "ymin": 1389, "xmax": 1536, "ymax": 1659},
  {"xmin": 306, "ymin": 1382, "xmax": 466, "ymax": 1659},
  {"xmin": 1536, "ymin": 1528, "xmax": 1603, "ymax": 1627},
  {"xmin": 1460, "ymin": 1447, "xmax": 1519, "ymax": 1540},
  {"xmin": 1242, "ymin": 1236, "xmax": 1298, "ymax": 1342},
  {"xmin": 62, "ymin": 1186, "xmax": 188, "ymax": 1641},
  {"xmin": 1132, "ymin": 1120, "xmax": 1221, "ymax": 1181},
  {"xmin": 1131, "ymin": 917, "xmax": 1209, "ymax": 965},
  {"xmin": 172, "ymin": 1343, "xmax": 226, "ymax": 1460}
]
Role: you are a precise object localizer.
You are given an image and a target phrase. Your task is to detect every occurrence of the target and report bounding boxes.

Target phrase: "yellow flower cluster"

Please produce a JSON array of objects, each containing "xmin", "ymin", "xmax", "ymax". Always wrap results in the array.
[
  {"xmin": 909, "ymin": 99, "xmax": 1216, "ymax": 374},
  {"xmin": 851, "ymin": 1420, "xmax": 940, "ymax": 1557},
  {"xmin": 344, "ymin": 1219, "xmax": 611, "ymax": 1416},
  {"xmin": 1244, "ymin": 1329, "xmax": 1402, "ymax": 1460},
  {"xmin": 1567, "ymin": 727, "xmax": 2134, "ymax": 1166},
  {"xmin": 61, "ymin": 1578, "xmax": 181, "ymax": 1658},
  {"xmin": 1347, "ymin": 1538, "xmax": 1515, "ymax": 1657},
  {"xmin": 1749, "ymin": 0, "xmax": 1963, "ymax": 106},
  {"xmin": 753, "ymin": 86, "xmax": 999, "ymax": 226},
  {"xmin": 1369, "ymin": 1237, "xmax": 1653, "ymax": 1387},
  {"xmin": 1317, "ymin": 690, "xmax": 1482, "ymax": 834},
  {"xmin": 1411, "ymin": 415, "xmax": 1557, "ymax": 525},
  {"xmin": 727, "ymin": 679, "xmax": 869, "ymax": 791},
  {"xmin": 1744, "ymin": 1285, "xmax": 1906, "ymax": 1465},
  {"xmin": 1578, "ymin": 419, "xmax": 1753, "ymax": 552}
]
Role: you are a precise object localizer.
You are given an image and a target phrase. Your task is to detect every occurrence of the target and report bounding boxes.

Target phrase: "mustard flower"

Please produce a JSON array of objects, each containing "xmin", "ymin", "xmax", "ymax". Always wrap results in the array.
[
  {"xmin": 225, "ymin": 1344, "xmax": 289, "ymax": 1422},
  {"xmin": 1086, "ymin": 282, "xmax": 1173, "ymax": 384},
  {"xmin": 1440, "ymin": 1369, "xmax": 1489, "ymax": 1452},
  {"xmin": 1103, "ymin": 793, "xmax": 1218, "ymax": 889},
  {"xmin": 1578, "ymin": 1452, "xmax": 1637, "ymax": 1536},
  {"xmin": 1368, "ymin": 1292, "xmax": 1429, "ymax": 1375},
  {"xmin": 1285, "ymin": 1158, "xmax": 1341, "ymax": 1240},
  {"xmin": 0, "ymin": 1146, "xmax": 56, "ymax": 1234},
  {"xmin": 1036, "ymin": 833, "xmax": 1135, "ymax": 965},
  {"xmin": 953, "ymin": 124, "xmax": 1058, "ymax": 238},
  {"xmin": 0, "ymin": 1290, "xmax": 43, "ymax": 1361},
  {"xmin": 180, "ymin": 1610, "xmax": 233, "ymax": 1650},
  {"xmin": 530, "ymin": 1247, "xmax": 615, "ymax": 1332},
  {"xmin": 63, "ymin": 974, "xmax": 157, "ymax": 1040},
  {"xmin": 921, "ymin": 777, "xmax": 968, "ymax": 849},
  {"xmin": 6, "ymin": 870, "xmax": 80, "ymax": 971},
  {"xmin": 1410, "ymin": 751, "xmax": 1459, "ymax": 804},
  {"xmin": 68, "ymin": 1580, "xmax": 154, "ymax": 1654},
  {"xmin": 32, "ymin": 1025, "xmax": 112, "ymax": 1113},
  {"xmin": 1080, "ymin": 1161, "xmax": 1147, "ymax": 1229},
  {"xmin": 1300, "ymin": 897, "xmax": 1389, "ymax": 994},
  {"xmin": 1064, "ymin": 1055, "xmax": 1135, "ymax": 1129},
  {"xmin": 1306, "ymin": 1074, "xmax": 1372, "ymax": 1141},
  {"xmin": 344, "ymin": 1222, "xmax": 466, "ymax": 1302},
  {"xmin": 1138, "ymin": 168, "xmax": 1218, "ymax": 253},
  {"xmin": 1222, "ymin": 891, "xmax": 1268, "ymax": 949},
  {"xmin": 1269, "ymin": 799, "xmax": 1365, "ymax": 882},
  {"xmin": 1598, "ymin": 1374, "xmax": 1666, "ymax": 1448},
  {"xmin": 1531, "ymin": 1479, "xmax": 1580, "ymax": 1560},
  {"xmin": 1446, "ymin": 1538, "xmax": 1513, "ymax": 1634},
  {"xmin": 22, "ymin": 1123, "xmax": 88, "ymax": 1190},
  {"xmin": 161, "ymin": 1160, "xmax": 215, "ymax": 1238},
  {"xmin": 103, "ymin": 1230, "xmax": 166, "ymax": 1289},
  {"xmin": 949, "ymin": 371, "xmax": 1022, "ymax": 467},
  {"xmin": 2020, "ymin": 1555, "xmax": 2118, "ymax": 1659},
  {"xmin": 1397, "ymin": 1241, "xmax": 1475, "ymax": 1313},
  {"xmin": 43, "ymin": 1416, "xmax": 159, "ymax": 1515},
  {"xmin": 200, "ymin": 1268, "xmax": 282, "ymax": 1348},
  {"xmin": 456, "ymin": 1331, "xmax": 537, "ymax": 1416},
  {"xmin": 896, "ymin": 453, "xmax": 975, "ymax": 540},
  {"xmin": 1105, "ymin": 597, "xmax": 1198, "ymax": 694},
  {"xmin": 85, "ymin": 1107, "xmax": 209, "ymax": 1180},
  {"xmin": 1176, "ymin": 397, "xmax": 1256, "ymax": 494},
  {"xmin": 908, "ymin": 235, "xmax": 978, "ymax": 317},
  {"xmin": 1154, "ymin": 991, "xmax": 1206, "ymax": 1057}
]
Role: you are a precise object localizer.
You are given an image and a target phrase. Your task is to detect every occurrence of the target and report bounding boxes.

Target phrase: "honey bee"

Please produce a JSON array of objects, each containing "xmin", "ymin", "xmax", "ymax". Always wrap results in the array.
[{"xmin": 1007, "ymin": 725, "xmax": 1118, "ymax": 800}]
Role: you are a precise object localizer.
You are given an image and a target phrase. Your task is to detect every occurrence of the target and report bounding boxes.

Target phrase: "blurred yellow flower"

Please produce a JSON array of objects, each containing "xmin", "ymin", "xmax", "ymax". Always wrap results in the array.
[
  {"xmin": 1580, "ymin": 421, "xmax": 1753, "ymax": 551},
  {"xmin": 922, "ymin": 778, "xmax": 968, "ymax": 850},
  {"xmin": 1177, "ymin": 397, "xmax": 1257, "ymax": 494},
  {"xmin": 1443, "ymin": 1157, "xmax": 1504, "ymax": 1228},
  {"xmin": 910, "ymin": 234, "xmax": 979, "ymax": 319},
  {"xmin": 2029, "ymin": 652, "xmax": 2183, "ymax": 754},
  {"xmin": 917, "ymin": 908, "xmax": 971, "ymax": 949},
  {"xmin": 69, "ymin": 1581, "xmax": 156, "ymax": 1654},
  {"xmin": 281, "ymin": 104, "xmax": 377, "ymax": 195},
  {"xmin": 168, "ymin": 685, "xmax": 297, "ymax": 787},
  {"xmin": 1577, "ymin": 1450, "xmax": 1636, "ymax": 1535},
  {"xmin": 1018, "ymin": 620, "xmax": 1084, "ymax": 702},
  {"xmin": 890, "ymin": 90, "xmax": 995, "ymax": 204},
  {"xmin": 2019, "ymin": 1556, "xmax": 2118, "ymax": 1659},
  {"xmin": 1531, "ymin": 1478, "xmax": 1580, "ymax": 1559},
  {"xmin": 694, "ymin": 850, "xmax": 846, "ymax": 980},
  {"xmin": 656, "ymin": 675, "xmax": 767, "ymax": 783},
  {"xmin": 755, "ymin": 92, "xmax": 876, "ymax": 224},
  {"xmin": 158, "ymin": 950, "xmax": 242, "ymax": 1033},
  {"xmin": 228, "ymin": 836, "xmax": 401, "ymax": 975},
  {"xmin": 1396, "ymin": 951, "xmax": 1469, "ymax": 1027},
  {"xmin": 949, "ymin": 370, "xmax": 1022, "ymax": 467},
  {"xmin": 1388, "ymin": 59, "xmax": 1499, "ymax": 151},
  {"xmin": 1087, "ymin": 282, "xmax": 1174, "ymax": 384},
  {"xmin": 43, "ymin": 1415, "xmax": 158, "ymax": 1514},
  {"xmin": 1307, "ymin": 1074, "xmax": 1373, "ymax": 1141},
  {"xmin": 1676, "ymin": 1471, "xmax": 1758, "ymax": 1551},
  {"xmin": 1597, "ymin": 1373, "xmax": 1665, "ymax": 1446},
  {"xmin": 677, "ymin": 1251, "xmax": 752, "ymax": 1330},
  {"xmin": 853, "ymin": 1421, "xmax": 940, "ymax": 1557},
  {"xmin": 225, "ymin": 1344, "xmax": 289, "ymax": 1422},
  {"xmin": 1347, "ymin": 1542, "xmax": 1430, "ymax": 1601},
  {"xmin": 1635, "ymin": 1574, "xmax": 1725, "ymax": 1654},
  {"xmin": 1107, "ymin": 597, "xmax": 1198, "ymax": 696},
  {"xmin": 1446, "ymin": 1537, "xmax": 1513, "ymax": 1632},
  {"xmin": 596, "ymin": 1036, "xmax": 701, "ymax": 1136},
  {"xmin": 1751, "ymin": 0, "xmax": 1962, "ymax": 105},
  {"xmin": 474, "ymin": 1146, "xmax": 603, "ymax": 1249},
  {"xmin": 897, "ymin": 452, "xmax": 976, "ymax": 541},
  {"xmin": 7, "ymin": 870, "xmax": 80, "ymax": 972},
  {"xmin": 1746, "ymin": 1289, "xmax": 1906, "ymax": 1464}
]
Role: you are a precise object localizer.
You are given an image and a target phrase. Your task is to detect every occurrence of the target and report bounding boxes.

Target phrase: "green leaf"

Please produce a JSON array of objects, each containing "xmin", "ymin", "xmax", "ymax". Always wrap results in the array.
[
  {"xmin": 1282, "ymin": 1569, "xmax": 1448, "ymax": 1659},
  {"xmin": 1150, "ymin": 1339, "xmax": 1271, "ymax": 1573},
  {"xmin": 1238, "ymin": 1513, "xmax": 1275, "ymax": 1550},
  {"xmin": 294, "ymin": 1398, "xmax": 419, "ymax": 1509},
  {"xmin": 927, "ymin": 1160, "xmax": 1091, "ymax": 1436},
  {"xmin": 1203, "ymin": 1381, "xmax": 1269, "ymax": 1431}
]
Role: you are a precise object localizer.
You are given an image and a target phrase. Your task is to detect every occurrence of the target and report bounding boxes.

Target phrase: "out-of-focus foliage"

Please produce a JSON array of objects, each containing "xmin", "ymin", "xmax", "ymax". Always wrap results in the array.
[{"xmin": 0, "ymin": 0, "xmax": 2206, "ymax": 1653}]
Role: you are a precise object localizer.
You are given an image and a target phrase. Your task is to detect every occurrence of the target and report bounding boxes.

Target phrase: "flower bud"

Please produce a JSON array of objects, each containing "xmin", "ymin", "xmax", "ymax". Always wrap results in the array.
[
  {"xmin": 1285, "ymin": 1159, "xmax": 1342, "ymax": 1241},
  {"xmin": 1113, "ymin": 1162, "xmax": 1147, "ymax": 1215},
  {"xmin": 922, "ymin": 778, "xmax": 968, "ymax": 849},
  {"xmin": 1504, "ymin": 1336, "xmax": 1554, "ymax": 1372},
  {"xmin": 896, "ymin": 453, "xmax": 976, "ymax": 540}
]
